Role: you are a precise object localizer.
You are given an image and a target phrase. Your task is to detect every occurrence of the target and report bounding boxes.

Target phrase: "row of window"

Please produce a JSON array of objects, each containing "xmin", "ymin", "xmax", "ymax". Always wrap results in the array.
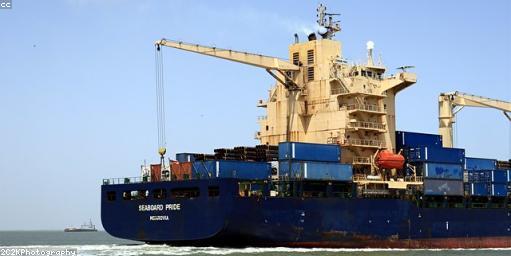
[
  {"xmin": 352, "ymin": 70, "xmax": 383, "ymax": 80},
  {"xmin": 106, "ymin": 186, "xmax": 219, "ymax": 201}
]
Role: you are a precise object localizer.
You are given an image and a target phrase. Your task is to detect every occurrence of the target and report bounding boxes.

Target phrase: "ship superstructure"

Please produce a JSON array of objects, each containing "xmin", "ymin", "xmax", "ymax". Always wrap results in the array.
[{"xmin": 100, "ymin": 4, "xmax": 511, "ymax": 248}]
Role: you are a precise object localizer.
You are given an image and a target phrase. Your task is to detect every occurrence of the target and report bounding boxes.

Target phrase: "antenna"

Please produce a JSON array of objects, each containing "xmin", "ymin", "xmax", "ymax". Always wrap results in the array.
[
  {"xmin": 396, "ymin": 66, "xmax": 415, "ymax": 72},
  {"xmin": 316, "ymin": 4, "xmax": 341, "ymax": 39}
]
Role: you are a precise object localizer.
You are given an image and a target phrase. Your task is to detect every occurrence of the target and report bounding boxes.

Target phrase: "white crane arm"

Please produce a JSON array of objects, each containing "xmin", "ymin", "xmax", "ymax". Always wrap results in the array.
[
  {"xmin": 155, "ymin": 39, "xmax": 300, "ymax": 71},
  {"xmin": 439, "ymin": 91, "xmax": 511, "ymax": 147}
]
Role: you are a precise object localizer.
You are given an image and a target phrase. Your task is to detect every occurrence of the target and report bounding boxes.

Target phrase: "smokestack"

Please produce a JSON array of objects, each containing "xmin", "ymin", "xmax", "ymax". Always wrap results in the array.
[
  {"xmin": 308, "ymin": 33, "xmax": 317, "ymax": 41},
  {"xmin": 294, "ymin": 33, "xmax": 299, "ymax": 44}
]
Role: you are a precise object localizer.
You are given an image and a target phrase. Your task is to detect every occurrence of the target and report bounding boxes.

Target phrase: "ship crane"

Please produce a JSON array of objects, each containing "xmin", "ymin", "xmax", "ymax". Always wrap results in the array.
[
  {"xmin": 155, "ymin": 39, "xmax": 300, "ymax": 91},
  {"xmin": 154, "ymin": 39, "xmax": 303, "ymax": 142},
  {"xmin": 439, "ymin": 91, "xmax": 511, "ymax": 148}
]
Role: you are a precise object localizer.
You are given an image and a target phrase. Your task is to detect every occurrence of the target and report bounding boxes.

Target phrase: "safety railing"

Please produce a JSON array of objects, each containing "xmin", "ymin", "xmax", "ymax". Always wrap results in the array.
[
  {"xmin": 404, "ymin": 176, "xmax": 424, "ymax": 183},
  {"xmin": 353, "ymin": 157, "xmax": 371, "ymax": 165},
  {"xmin": 341, "ymin": 139, "xmax": 384, "ymax": 148},
  {"xmin": 346, "ymin": 104, "xmax": 384, "ymax": 113},
  {"xmin": 331, "ymin": 88, "xmax": 349, "ymax": 95},
  {"xmin": 349, "ymin": 121, "xmax": 386, "ymax": 130},
  {"xmin": 103, "ymin": 176, "xmax": 148, "ymax": 185}
]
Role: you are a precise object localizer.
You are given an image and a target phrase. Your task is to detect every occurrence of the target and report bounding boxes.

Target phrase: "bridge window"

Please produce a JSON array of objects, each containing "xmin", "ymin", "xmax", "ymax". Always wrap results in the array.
[
  {"xmin": 106, "ymin": 191, "xmax": 116, "ymax": 201},
  {"xmin": 171, "ymin": 187, "xmax": 200, "ymax": 199},
  {"xmin": 153, "ymin": 189, "xmax": 167, "ymax": 199},
  {"xmin": 208, "ymin": 186, "xmax": 220, "ymax": 197}
]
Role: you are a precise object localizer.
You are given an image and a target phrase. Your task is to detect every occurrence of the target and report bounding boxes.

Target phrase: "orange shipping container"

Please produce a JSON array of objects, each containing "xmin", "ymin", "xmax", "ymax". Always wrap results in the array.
[
  {"xmin": 150, "ymin": 164, "xmax": 162, "ymax": 182},
  {"xmin": 171, "ymin": 162, "xmax": 193, "ymax": 180}
]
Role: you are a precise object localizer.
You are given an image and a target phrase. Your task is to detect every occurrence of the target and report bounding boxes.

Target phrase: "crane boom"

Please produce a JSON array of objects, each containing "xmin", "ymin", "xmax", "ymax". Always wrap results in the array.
[
  {"xmin": 155, "ymin": 39, "xmax": 300, "ymax": 71},
  {"xmin": 439, "ymin": 91, "xmax": 511, "ymax": 148}
]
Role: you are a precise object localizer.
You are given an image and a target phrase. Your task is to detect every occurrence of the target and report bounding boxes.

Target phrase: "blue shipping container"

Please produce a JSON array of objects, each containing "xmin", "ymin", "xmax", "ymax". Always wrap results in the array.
[
  {"xmin": 467, "ymin": 170, "xmax": 507, "ymax": 183},
  {"xmin": 467, "ymin": 170, "xmax": 490, "ymax": 183},
  {"xmin": 396, "ymin": 131, "xmax": 443, "ymax": 149},
  {"xmin": 423, "ymin": 179, "xmax": 463, "ymax": 196},
  {"xmin": 492, "ymin": 184, "xmax": 507, "ymax": 197},
  {"xmin": 278, "ymin": 161, "xmax": 352, "ymax": 181},
  {"xmin": 470, "ymin": 183, "xmax": 490, "ymax": 196},
  {"xmin": 491, "ymin": 170, "xmax": 508, "ymax": 184},
  {"xmin": 405, "ymin": 146, "xmax": 465, "ymax": 164},
  {"xmin": 465, "ymin": 157, "xmax": 497, "ymax": 170},
  {"xmin": 192, "ymin": 160, "xmax": 271, "ymax": 180},
  {"xmin": 176, "ymin": 153, "xmax": 196, "ymax": 162},
  {"xmin": 422, "ymin": 162, "xmax": 463, "ymax": 180},
  {"xmin": 278, "ymin": 142, "xmax": 340, "ymax": 162},
  {"xmin": 192, "ymin": 161, "xmax": 216, "ymax": 178}
]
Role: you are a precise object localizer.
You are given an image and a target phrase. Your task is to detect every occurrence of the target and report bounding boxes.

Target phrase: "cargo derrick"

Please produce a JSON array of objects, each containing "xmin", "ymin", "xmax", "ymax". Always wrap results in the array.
[
  {"xmin": 438, "ymin": 91, "xmax": 511, "ymax": 148},
  {"xmin": 155, "ymin": 6, "xmax": 418, "ymax": 194}
]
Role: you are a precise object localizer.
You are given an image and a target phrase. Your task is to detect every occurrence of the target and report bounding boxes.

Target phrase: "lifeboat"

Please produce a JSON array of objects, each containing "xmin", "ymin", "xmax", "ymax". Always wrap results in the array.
[{"xmin": 376, "ymin": 150, "xmax": 405, "ymax": 169}]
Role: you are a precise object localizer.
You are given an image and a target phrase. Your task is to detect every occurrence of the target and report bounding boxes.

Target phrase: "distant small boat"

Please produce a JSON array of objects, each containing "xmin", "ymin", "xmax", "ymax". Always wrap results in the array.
[{"xmin": 64, "ymin": 219, "xmax": 97, "ymax": 232}]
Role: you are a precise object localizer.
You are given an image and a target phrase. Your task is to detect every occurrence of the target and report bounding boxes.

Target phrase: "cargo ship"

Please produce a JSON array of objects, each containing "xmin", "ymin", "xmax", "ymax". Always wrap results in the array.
[
  {"xmin": 101, "ymin": 5, "xmax": 511, "ymax": 248},
  {"xmin": 64, "ymin": 219, "xmax": 98, "ymax": 232}
]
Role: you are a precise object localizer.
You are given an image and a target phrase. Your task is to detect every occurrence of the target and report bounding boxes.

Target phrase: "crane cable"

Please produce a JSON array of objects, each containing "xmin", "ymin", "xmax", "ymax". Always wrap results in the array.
[{"xmin": 155, "ymin": 45, "xmax": 167, "ymax": 158}]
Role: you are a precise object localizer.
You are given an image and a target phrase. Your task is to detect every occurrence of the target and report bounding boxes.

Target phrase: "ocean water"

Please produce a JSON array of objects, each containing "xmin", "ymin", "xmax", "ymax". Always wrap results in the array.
[{"xmin": 0, "ymin": 231, "xmax": 510, "ymax": 256}]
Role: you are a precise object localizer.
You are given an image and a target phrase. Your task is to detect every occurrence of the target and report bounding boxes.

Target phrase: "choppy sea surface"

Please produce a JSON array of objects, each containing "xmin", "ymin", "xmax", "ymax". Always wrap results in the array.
[{"xmin": 1, "ymin": 231, "xmax": 511, "ymax": 256}]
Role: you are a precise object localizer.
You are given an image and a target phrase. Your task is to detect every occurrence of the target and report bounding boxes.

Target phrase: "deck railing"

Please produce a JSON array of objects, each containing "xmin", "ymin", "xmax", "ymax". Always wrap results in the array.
[
  {"xmin": 349, "ymin": 121, "xmax": 386, "ymax": 130},
  {"xmin": 342, "ymin": 139, "xmax": 384, "ymax": 147},
  {"xmin": 103, "ymin": 176, "xmax": 148, "ymax": 185},
  {"xmin": 353, "ymin": 157, "xmax": 371, "ymax": 165},
  {"xmin": 346, "ymin": 104, "xmax": 384, "ymax": 113}
]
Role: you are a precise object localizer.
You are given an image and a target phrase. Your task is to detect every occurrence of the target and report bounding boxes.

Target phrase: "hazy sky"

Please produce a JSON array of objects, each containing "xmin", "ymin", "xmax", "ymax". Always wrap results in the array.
[{"xmin": 0, "ymin": 1, "xmax": 510, "ymax": 230}]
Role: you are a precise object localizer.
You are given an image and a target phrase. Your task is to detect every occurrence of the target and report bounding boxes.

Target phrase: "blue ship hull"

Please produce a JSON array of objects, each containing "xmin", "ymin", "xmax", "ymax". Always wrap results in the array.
[{"xmin": 101, "ymin": 179, "xmax": 511, "ymax": 248}]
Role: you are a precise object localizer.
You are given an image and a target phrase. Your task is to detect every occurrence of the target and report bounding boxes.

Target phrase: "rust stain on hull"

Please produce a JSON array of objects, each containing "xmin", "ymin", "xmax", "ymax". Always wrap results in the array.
[{"xmin": 283, "ymin": 236, "xmax": 511, "ymax": 249}]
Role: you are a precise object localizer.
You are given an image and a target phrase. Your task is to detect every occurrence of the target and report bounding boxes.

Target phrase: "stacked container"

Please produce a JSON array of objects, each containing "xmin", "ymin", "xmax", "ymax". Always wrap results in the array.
[
  {"xmin": 278, "ymin": 142, "xmax": 352, "ymax": 181},
  {"xmin": 150, "ymin": 164, "xmax": 162, "ymax": 182},
  {"xmin": 191, "ymin": 160, "xmax": 271, "ymax": 180},
  {"xmin": 466, "ymin": 157, "xmax": 508, "ymax": 197},
  {"xmin": 397, "ymin": 131, "xmax": 464, "ymax": 196},
  {"xmin": 396, "ymin": 131, "xmax": 443, "ymax": 150},
  {"xmin": 170, "ymin": 162, "xmax": 193, "ymax": 180}
]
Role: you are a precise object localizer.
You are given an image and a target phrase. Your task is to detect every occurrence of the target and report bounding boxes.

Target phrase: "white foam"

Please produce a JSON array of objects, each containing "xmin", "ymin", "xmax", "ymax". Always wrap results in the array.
[{"xmin": 2, "ymin": 244, "xmax": 511, "ymax": 255}]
